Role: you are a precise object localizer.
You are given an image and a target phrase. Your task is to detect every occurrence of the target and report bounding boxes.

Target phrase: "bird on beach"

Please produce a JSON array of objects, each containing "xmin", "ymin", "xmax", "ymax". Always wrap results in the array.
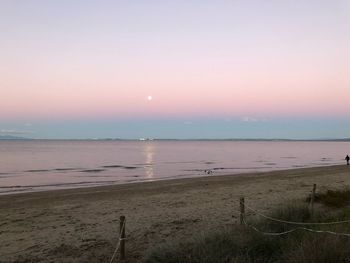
[{"xmin": 204, "ymin": 169, "xmax": 213, "ymax": 174}]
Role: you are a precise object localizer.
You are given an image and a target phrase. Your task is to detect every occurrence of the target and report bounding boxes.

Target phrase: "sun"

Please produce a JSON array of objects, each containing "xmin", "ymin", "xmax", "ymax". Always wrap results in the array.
[{"xmin": 147, "ymin": 95, "xmax": 153, "ymax": 101}]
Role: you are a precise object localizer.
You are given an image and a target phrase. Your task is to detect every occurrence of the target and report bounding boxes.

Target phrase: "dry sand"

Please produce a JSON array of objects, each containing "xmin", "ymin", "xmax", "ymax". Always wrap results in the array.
[{"xmin": 0, "ymin": 165, "xmax": 349, "ymax": 262}]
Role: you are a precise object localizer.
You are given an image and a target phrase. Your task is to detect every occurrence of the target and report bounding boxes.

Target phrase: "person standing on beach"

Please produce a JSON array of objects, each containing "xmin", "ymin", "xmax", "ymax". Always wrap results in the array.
[{"xmin": 346, "ymin": 155, "xmax": 350, "ymax": 165}]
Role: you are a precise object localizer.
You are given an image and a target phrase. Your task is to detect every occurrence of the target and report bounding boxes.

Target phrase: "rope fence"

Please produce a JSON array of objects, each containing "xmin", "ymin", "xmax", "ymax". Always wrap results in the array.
[
  {"xmin": 244, "ymin": 204, "xmax": 350, "ymax": 226},
  {"xmin": 243, "ymin": 217, "xmax": 350, "ymax": 237},
  {"xmin": 239, "ymin": 184, "xmax": 350, "ymax": 238}
]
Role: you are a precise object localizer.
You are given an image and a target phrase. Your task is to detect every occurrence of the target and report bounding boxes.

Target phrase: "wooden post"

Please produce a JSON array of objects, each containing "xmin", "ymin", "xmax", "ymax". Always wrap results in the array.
[
  {"xmin": 120, "ymin": 215, "xmax": 126, "ymax": 260},
  {"xmin": 240, "ymin": 197, "xmax": 245, "ymax": 225},
  {"xmin": 310, "ymin": 184, "xmax": 316, "ymax": 215}
]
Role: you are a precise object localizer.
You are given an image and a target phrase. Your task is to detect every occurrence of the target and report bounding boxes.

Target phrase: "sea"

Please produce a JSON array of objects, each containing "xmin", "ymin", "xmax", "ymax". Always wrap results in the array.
[{"xmin": 0, "ymin": 140, "xmax": 349, "ymax": 195}]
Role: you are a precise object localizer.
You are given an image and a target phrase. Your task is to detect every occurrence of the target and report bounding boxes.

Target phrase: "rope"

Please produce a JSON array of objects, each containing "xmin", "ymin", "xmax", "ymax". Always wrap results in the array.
[
  {"xmin": 243, "ymin": 218, "xmax": 350, "ymax": 237},
  {"xmin": 244, "ymin": 204, "xmax": 350, "ymax": 226},
  {"xmin": 243, "ymin": 218, "xmax": 298, "ymax": 236},
  {"xmin": 109, "ymin": 219, "xmax": 126, "ymax": 263}
]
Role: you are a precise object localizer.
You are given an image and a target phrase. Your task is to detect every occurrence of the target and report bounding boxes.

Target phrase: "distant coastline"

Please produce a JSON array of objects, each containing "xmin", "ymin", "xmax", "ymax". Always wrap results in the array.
[
  {"xmin": 1, "ymin": 136, "xmax": 350, "ymax": 142},
  {"xmin": 0, "ymin": 135, "xmax": 30, "ymax": 140}
]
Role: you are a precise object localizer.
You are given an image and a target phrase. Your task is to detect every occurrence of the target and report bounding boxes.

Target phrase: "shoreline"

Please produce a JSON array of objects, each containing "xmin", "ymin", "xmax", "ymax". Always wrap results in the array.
[
  {"xmin": 1, "ymin": 165, "xmax": 349, "ymax": 262},
  {"xmin": 0, "ymin": 163, "xmax": 343, "ymax": 197}
]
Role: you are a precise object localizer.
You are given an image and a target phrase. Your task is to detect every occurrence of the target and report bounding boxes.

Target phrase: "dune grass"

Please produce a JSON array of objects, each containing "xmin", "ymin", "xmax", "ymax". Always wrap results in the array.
[
  {"xmin": 314, "ymin": 189, "xmax": 350, "ymax": 207},
  {"xmin": 144, "ymin": 189, "xmax": 350, "ymax": 263}
]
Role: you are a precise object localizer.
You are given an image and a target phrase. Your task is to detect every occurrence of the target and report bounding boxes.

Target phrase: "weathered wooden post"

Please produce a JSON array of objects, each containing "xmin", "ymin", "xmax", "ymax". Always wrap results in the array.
[
  {"xmin": 120, "ymin": 215, "xmax": 126, "ymax": 260},
  {"xmin": 310, "ymin": 184, "xmax": 316, "ymax": 215},
  {"xmin": 240, "ymin": 197, "xmax": 245, "ymax": 225}
]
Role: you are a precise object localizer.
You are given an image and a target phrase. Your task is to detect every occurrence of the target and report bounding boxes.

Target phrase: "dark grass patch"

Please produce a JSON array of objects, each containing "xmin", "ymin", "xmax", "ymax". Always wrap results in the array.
[
  {"xmin": 308, "ymin": 189, "xmax": 350, "ymax": 207},
  {"xmin": 144, "ymin": 227, "xmax": 290, "ymax": 263},
  {"xmin": 281, "ymin": 235, "xmax": 350, "ymax": 263}
]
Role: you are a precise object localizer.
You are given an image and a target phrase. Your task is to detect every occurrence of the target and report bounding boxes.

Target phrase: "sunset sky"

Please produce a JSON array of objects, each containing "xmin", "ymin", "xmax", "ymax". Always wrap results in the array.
[{"xmin": 1, "ymin": 1, "xmax": 349, "ymax": 139}]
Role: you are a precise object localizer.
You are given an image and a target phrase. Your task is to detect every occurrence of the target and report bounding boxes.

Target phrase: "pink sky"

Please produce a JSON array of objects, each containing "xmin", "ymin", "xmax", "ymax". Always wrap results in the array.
[{"xmin": 1, "ymin": 1, "xmax": 350, "ymax": 121}]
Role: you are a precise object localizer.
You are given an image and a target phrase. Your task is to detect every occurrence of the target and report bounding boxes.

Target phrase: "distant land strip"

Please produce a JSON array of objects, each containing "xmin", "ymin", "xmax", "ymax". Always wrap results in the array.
[{"xmin": 0, "ymin": 135, "xmax": 350, "ymax": 141}]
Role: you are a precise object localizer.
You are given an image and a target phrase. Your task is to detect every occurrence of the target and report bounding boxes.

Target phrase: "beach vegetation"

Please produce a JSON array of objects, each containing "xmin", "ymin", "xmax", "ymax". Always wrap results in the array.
[
  {"xmin": 144, "ymin": 189, "xmax": 350, "ymax": 263},
  {"xmin": 313, "ymin": 189, "xmax": 350, "ymax": 207}
]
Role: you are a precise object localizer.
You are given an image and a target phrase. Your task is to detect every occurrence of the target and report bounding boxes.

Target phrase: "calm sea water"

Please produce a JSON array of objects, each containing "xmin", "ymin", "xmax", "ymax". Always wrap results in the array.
[{"xmin": 0, "ymin": 140, "xmax": 349, "ymax": 195}]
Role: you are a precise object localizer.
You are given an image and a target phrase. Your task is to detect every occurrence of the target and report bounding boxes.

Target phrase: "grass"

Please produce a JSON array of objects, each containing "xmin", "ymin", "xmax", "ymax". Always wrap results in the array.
[
  {"xmin": 314, "ymin": 189, "xmax": 350, "ymax": 207},
  {"xmin": 144, "ymin": 189, "xmax": 350, "ymax": 263}
]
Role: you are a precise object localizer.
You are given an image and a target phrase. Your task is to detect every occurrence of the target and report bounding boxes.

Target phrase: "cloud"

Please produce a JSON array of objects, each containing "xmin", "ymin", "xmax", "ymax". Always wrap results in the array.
[
  {"xmin": 183, "ymin": 121, "xmax": 193, "ymax": 125},
  {"xmin": 0, "ymin": 129, "xmax": 33, "ymax": 135},
  {"xmin": 242, "ymin": 117, "xmax": 258, "ymax": 122},
  {"xmin": 241, "ymin": 117, "xmax": 268, "ymax": 123}
]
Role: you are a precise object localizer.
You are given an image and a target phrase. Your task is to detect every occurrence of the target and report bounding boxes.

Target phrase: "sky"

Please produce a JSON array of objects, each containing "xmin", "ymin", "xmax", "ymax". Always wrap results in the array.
[{"xmin": 0, "ymin": 0, "xmax": 350, "ymax": 139}]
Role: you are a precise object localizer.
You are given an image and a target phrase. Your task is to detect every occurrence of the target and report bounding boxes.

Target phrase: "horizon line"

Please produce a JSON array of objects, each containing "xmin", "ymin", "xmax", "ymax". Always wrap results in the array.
[{"xmin": 0, "ymin": 135, "xmax": 349, "ymax": 142}]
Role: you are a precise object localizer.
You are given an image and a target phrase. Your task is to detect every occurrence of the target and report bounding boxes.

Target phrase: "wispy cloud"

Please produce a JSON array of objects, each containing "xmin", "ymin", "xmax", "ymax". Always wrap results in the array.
[
  {"xmin": 183, "ymin": 121, "xmax": 193, "ymax": 125},
  {"xmin": 241, "ymin": 117, "xmax": 268, "ymax": 123},
  {"xmin": 242, "ymin": 117, "xmax": 258, "ymax": 122}
]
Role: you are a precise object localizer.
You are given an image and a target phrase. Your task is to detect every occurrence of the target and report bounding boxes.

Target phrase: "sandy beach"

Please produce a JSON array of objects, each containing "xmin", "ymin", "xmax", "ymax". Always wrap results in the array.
[{"xmin": 1, "ymin": 165, "xmax": 349, "ymax": 262}]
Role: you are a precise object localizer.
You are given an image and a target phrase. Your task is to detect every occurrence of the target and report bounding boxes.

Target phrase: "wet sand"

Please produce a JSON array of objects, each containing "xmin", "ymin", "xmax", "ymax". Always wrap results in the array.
[{"xmin": 0, "ymin": 165, "xmax": 349, "ymax": 262}]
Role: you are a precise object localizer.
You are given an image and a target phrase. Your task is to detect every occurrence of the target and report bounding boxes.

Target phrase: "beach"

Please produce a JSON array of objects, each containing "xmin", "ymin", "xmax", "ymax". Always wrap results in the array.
[{"xmin": 1, "ymin": 165, "xmax": 349, "ymax": 262}]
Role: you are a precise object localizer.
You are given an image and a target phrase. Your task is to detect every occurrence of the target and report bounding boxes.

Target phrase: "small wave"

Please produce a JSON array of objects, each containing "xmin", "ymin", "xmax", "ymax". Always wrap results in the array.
[
  {"xmin": 264, "ymin": 163, "xmax": 277, "ymax": 166},
  {"xmin": 102, "ymin": 165, "xmax": 123, "ymax": 168},
  {"xmin": 255, "ymin": 160, "xmax": 268, "ymax": 163},
  {"xmin": 183, "ymin": 166, "xmax": 268, "ymax": 172},
  {"xmin": 212, "ymin": 167, "xmax": 268, "ymax": 170},
  {"xmin": 0, "ymin": 180, "xmax": 120, "ymax": 189},
  {"xmin": 120, "ymin": 174, "xmax": 141, "ymax": 178},
  {"xmin": 163, "ymin": 161, "xmax": 197, "ymax": 164},
  {"xmin": 0, "ymin": 188, "xmax": 34, "ymax": 194},
  {"xmin": 0, "ymin": 185, "xmax": 24, "ymax": 189},
  {"xmin": 123, "ymin": 166, "xmax": 139, "ymax": 169},
  {"xmin": 54, "ymin": 168, "xmax": 78, "ymax": 171},
  {"xmin": 80, "ymin": 169, "xmax": 106, "ymax": 173},
  {"xmin": 74, "ymin": 175, "xmax": 118, "ymax": 178},
  {"xmin": 102, "ymin": 165, "xmax": 139, "ymax": 169},
  {"xmin": 320, "ymin": 158, "xmax": 332, "ymax": 162},
  {"xmin": 0, "ymin": 175, "xmax": 12, "ymax": 178},
  {"xmin": 0, "ymin": 172, "xmax": 13, "ymax": 178},
  {"xmin": 134, "ymin": 163, "xmax": 154, "ymax": 166},
  {"xmin": 24, "ymin": 168, "xmax": 79, "ymax": 173},
  {"xmin": 25, "ymin": 169, "xmax": 51, "ymax": 172}
]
